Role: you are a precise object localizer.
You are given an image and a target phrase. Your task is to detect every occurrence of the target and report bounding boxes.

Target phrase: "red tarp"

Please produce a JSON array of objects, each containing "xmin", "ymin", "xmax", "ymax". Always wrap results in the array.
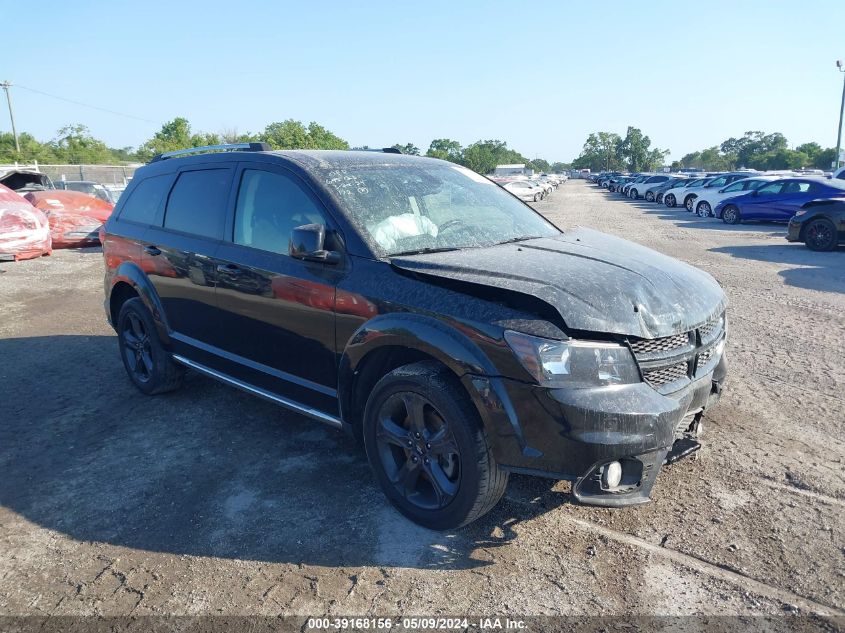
[
  {"xmin": 0, "ymin": 184, "xmax": 52, "ymax": 261},
  {"xmin": 24, "ymin": 190, "xmax": 114, "ymax": 248}
]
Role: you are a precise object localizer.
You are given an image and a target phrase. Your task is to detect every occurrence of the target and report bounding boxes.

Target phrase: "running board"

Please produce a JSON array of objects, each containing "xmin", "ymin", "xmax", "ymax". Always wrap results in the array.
[{"xmin": 171, "ymin": 354, "xmax": 343, "ymax": 429}]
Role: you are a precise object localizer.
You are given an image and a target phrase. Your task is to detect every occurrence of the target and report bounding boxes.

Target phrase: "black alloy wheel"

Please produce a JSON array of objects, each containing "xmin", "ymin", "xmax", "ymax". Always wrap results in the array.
[
  {"xmin": 363, "ymin": 361, "xmax": 508, "ymax": 529},
  {"xmin": 117, "ymin": 297, "xmax": 184, "ymax": 394},
  {"xmin": 122, "ymin": 311, "xmax": 153, "ymax": 384},
  {"xmin": 804, "ymin": 218, "xmax": 837, "ymax": 251},
  {"xmin": 374, "ymin": 391, "xmax": 460, "ymax": 511}
]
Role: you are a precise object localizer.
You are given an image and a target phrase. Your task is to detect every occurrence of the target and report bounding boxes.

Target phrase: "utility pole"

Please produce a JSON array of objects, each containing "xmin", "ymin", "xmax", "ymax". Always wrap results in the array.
[
  {"xmin": 1, "ymin": 81, "xmax": 20, "ymax": 153},
  {"xmin": 837, "ymin": 61, "xmax": 845, "ymax": 169}
]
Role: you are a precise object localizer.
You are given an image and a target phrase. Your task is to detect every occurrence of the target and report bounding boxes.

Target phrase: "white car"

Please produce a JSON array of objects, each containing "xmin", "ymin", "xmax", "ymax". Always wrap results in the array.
[
  {"xmin": 503, "ymin": 180, "xmax": 545, "ymax": 202},
  {"xmin": 833, "ymin": 166, "xmax": 845, "ymax": 180},
  {"xmin": 694, "ymin": 176, "xmax": 781, "ymax": 217},
  {"xmin": 530, "ymin": 179, "xmax": 553, "ymax": 196},
  {"xmin": 662, "ymin": 177, "xmax": 712, "ymax": 208}
]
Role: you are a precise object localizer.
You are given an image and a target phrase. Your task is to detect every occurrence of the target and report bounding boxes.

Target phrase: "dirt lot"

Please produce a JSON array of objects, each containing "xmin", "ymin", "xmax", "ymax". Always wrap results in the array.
[{"xmin": 1, "ymin": 180, "xmax": 843, "ymax": 622}]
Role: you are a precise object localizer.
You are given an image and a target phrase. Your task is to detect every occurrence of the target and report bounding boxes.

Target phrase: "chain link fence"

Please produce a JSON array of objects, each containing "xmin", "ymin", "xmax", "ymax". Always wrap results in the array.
[{"xmin": 0, "ymin": 163, "xmax": 140, "ymax": 188}]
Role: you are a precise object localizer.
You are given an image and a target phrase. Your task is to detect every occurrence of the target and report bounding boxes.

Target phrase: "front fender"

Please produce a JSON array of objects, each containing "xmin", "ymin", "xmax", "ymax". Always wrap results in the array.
[
  {"xmin": 109, "ymin": 260, "xmax": 171, "ymax": 343},
  {"xmin": 337, "ymin": 313, "xmax": 535, "ymax": 462}
]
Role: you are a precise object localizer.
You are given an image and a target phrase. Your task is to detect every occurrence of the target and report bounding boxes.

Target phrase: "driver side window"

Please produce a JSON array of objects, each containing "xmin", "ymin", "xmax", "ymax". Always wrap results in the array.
[{"xmin": 234, "ymin": 169, "xmax": 326, "ymax": 256}]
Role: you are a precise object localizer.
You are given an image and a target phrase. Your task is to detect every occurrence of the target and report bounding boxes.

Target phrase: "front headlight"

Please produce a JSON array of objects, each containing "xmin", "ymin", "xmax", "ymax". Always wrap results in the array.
[
  {"xmin": 793, "ymin": 208, "xmax": 808, "ymax": 217},
  {"xmin": 504, "ymin": 331, "xmax": 641, "ymax": 388}
]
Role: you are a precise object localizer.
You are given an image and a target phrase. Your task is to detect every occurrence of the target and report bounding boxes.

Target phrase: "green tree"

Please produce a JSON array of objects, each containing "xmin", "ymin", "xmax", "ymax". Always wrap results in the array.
[
  {"xmin": 617, "ymin": 127, "xmax": 667, "ymax": 171},
  {"xmin": 304, "ymin": 122, "xmax": 349, "ymax": 149},
  {"xmin": 426, "ymin": 138, "xmax": 462, "ymax": 162},
  {"xmin": 460, "ymin": 139, "xmax": 527, "ymax": 175},
  {"xmin": 50, "ymin": 124, "xmax": 114, "ymax": 164},
  {"xmin": 137, "ymin": 117, "xmax": 199, "ymax": 160},
  {"xmin": 527, "ymin": 158, "xmax": 551, "ymax": 173},
  {"xmin": 392, "ymin": 142, "xmax": 420, "ymax": 155},
  {"xmin": 0, "ymin": 131, "xmax": 59, "ymax": 163},
  {"xmin": 572, "ymin": 131, "xmax": 623, "ymax": 172}
]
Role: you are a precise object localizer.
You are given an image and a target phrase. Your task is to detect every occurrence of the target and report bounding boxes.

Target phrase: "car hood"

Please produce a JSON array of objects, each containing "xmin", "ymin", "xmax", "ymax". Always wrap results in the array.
[{"xmin": 390, "ymin": 228, "xmax": 726, "ymax": 339}]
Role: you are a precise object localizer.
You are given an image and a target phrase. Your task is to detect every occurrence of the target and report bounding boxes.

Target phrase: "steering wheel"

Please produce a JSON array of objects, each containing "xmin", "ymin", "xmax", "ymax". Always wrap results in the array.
[{"xmin": 438, "ymin": 219, "xmax": 469, "ymax": 233}]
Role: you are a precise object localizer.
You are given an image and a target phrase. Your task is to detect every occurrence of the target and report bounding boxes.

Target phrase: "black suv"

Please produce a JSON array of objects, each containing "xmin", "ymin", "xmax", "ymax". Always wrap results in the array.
[{"xmin": 103, "ymin": 144, "xmax": 728, "ymax": 529}]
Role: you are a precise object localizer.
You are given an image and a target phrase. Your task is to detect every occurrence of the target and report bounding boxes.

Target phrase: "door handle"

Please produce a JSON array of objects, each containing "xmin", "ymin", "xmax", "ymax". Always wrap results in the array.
[
  {"xmin": 144, "ymin": 245, "xmax": 161, "ymax": 256},
  {"xmin": 216, "ymin": 263, "xmax": 243, "ymax": 275}
]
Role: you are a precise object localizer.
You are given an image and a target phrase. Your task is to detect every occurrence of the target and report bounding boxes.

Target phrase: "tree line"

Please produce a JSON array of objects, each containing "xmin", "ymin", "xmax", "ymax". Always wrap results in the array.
[
  {"xmin": 0, "ymin": 117, "xmax": 568, "ymax": 175},
  {"xmin": 674, "ymin": 131, "xmax": 837, "ymax": 171},
  {"xmin": 571, "ymin": 127, "xmax": 838, "ymax": 173}
]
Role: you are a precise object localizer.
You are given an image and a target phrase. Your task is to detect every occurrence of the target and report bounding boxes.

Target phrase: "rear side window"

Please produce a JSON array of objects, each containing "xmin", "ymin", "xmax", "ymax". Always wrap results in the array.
[
  {"xmin": 118, "ymin": 174, "xmax": 172, "ymax": 224},
  {"xmin": 164, "ymin": 169, "xmax": 231, "ymax": 239}
]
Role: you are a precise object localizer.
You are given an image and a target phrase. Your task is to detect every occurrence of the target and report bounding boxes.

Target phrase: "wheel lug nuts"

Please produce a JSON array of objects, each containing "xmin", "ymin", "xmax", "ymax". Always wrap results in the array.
[
  {"xmin": 424, "ymin": 458, "xmax": 429, "ymax": 464},
  {"xmin": 414, "ymin": 432, "xmax": 421, "ymax": 438},
  {"xmin": 412, "ymin": 456, "xmax": 418, "ymax": 463},
  {"xmin": 425, "ymin": 443, "xmax": 431, "ymax": 449}
]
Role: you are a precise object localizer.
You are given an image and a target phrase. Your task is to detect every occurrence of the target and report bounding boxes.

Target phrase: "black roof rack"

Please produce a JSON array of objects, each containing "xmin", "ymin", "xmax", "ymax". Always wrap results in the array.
[{"xmin": 150, "ymin": 142, "xmax": 272, "ymax": 162}]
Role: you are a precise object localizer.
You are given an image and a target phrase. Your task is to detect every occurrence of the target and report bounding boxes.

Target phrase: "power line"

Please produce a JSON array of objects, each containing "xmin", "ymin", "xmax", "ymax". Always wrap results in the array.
[{"xmin": 14, "ymin": 83, "xmax": 159, "ymax": 125}]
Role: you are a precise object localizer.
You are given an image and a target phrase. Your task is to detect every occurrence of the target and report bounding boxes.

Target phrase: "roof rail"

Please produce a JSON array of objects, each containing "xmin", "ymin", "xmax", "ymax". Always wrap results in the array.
[
  {"xmin": 150, "ymin": 142, "xmax": 272, "ymax": 162},
  {"xmin": 356, "ymin": 147, "xmax": 403, "ymax": 154}
]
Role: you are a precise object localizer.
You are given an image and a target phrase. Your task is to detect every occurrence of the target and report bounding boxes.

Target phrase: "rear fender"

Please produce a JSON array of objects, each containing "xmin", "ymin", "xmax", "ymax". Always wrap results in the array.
[{"xmin": 110, "ymin": 261, "xmax": 171, "ymax": 344}]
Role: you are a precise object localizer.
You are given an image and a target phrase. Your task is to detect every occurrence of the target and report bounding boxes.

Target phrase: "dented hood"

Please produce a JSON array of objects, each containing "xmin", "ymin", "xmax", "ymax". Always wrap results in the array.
[{"xmin": 390, "ymin": 228, "xmax": 727, "ymax": 339}]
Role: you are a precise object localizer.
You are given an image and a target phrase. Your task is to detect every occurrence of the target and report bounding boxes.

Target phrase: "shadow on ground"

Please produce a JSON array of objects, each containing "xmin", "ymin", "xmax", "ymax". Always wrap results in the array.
[
  {"xmin": 0, "ymin": 335, "xmax": 569, "ymax": 571},
  {"xmin": 709, "ymin": 244, "xmax": 844, "ymax": 293}
]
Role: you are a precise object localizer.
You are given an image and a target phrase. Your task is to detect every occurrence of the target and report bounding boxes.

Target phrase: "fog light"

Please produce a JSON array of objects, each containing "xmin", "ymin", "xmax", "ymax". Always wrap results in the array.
[{"xmin": 602, "ymin": 461, "xmax": 622, "ymax": 489}]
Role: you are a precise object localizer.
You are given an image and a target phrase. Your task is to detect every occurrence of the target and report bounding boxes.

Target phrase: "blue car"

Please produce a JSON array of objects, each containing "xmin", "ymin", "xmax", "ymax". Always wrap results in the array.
[{"xmin": 715, "ymin": 177, "xmax": 845, "ymax": 225}]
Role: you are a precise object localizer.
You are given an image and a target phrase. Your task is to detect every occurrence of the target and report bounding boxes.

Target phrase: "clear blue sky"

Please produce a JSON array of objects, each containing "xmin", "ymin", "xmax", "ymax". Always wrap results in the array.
[{"xmin": 3, "ymin": 0, "xmax": 844, "ymax": 162}]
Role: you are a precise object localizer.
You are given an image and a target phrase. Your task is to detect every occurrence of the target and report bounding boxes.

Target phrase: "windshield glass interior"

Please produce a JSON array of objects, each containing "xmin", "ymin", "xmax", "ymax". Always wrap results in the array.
[{"xmin": 322, "ymin": 163, "xmax": 560, "ymax": 256}]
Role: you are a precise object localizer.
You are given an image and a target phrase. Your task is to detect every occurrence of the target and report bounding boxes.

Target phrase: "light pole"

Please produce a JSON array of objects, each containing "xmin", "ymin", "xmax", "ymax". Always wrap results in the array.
[
  {"xmin": 1, "ymin": 81, "xmax": 20, "ymax": 154},
  {"xmin": 836, "ymin": 61, "xmax": 845, "ymax": 169}
]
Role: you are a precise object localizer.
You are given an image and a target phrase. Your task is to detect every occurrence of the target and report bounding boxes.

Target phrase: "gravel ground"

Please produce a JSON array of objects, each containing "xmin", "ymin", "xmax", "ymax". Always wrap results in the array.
[{"xmin": 0, "ymin": 180, "xmax": 843, "ymax": 622}]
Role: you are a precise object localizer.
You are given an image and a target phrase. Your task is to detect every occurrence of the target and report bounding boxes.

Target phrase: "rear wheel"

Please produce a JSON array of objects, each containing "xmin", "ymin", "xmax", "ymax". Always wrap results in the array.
[
  {"xmin": 363, "ymin": 361, "xmax": 508, "ymax": 530},
  {"xmin": 803, "ymin": 218, "xmax": 837, "ymax": 251},
  {"xmin": 117, "ymin": 298, "xmax": 184, "ymax": 395},
  {"xmin": 721, "ymin": 205, "xmax": 741, "ymax": 225},
  {"xmin": 665, "ymin": 193, "xmax": 676, "ymax": 207}
]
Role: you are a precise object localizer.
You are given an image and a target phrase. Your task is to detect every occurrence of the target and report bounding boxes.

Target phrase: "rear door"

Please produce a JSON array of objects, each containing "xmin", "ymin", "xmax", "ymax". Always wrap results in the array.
[
  {"xmin": 212, "ymin": 163, "xmax": 343, "ymax": 412},
  {"xmin": 770, "ymin": 180, "xmax": 816, "ymax": 220},
  {"xmin": 144, "ymin": 163, "xmax": 235, "ymax": 350}
]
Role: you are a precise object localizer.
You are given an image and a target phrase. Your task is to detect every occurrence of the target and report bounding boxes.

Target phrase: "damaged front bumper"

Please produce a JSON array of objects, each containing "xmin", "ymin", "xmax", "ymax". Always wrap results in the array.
[{"xmin": 482, "ymin": 354, "xmax": 726, "ymax": 507}]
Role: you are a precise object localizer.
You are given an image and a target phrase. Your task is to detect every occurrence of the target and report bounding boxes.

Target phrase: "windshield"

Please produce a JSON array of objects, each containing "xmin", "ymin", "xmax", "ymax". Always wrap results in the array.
[{"xmin": 322, "ymin": 163, "xmax": 560, "ymax": 256}]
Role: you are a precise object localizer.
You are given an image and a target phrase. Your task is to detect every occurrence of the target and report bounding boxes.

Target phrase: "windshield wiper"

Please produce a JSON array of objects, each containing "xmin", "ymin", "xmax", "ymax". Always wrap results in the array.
[
  {"xmin": 495, "ymin": 235, "xmax": 541, "ymax": 246},
  {"xmin": 389, "ymin": 246, "xmax": 463, "ymax": 257}
]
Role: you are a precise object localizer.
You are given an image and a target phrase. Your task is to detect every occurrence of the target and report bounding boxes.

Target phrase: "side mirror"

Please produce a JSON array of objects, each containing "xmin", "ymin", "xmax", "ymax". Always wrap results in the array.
[{"xmin": 290, "ymin": 224, "xmax": 340, "ymax": 264}]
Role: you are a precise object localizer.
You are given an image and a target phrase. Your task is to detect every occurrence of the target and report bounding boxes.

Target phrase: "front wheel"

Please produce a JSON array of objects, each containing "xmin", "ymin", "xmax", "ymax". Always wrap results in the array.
[
  {"xmin": 630, "ymin": 189, "xmax": 638, "ymax": 199},
  {"xmin": 684, "ymin": 195, "xmax": 696, "ymax": 212},
  {"xmin": 665, "ymin": 193, "xmax": 676, "ymax": 207},
  {"xmin": 696, "ymin": 201, "xmax": 712, "ymax": 217},
  {"xmin": 721, "ymin": 205, "xmax": 741, "ymax": 225},
  {"xmin": 363, "ymin": 361, "xmax": 508, "ymax": 530},
  {"xmin": 804, "ymin": 218, "xmax": 837, "ymax": 251},
  {"xmin": 645, "ymin": 191, "xmax": 655, "ymax": 202},
  {"xmin": 533, "ymin": 193, "xmax": 540, "ymax": 202},
  {"xmin": 117, "ymin": 297, "xmax": 184, "ymax": 395}
]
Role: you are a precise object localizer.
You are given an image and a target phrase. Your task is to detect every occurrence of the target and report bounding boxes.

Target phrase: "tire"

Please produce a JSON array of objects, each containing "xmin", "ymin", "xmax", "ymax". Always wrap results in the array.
[
  {"xmin": 656, "ymin": 193, "xmax": 664, "ymax": 204},
  {"xmin": 533, "ymin": 193, "xmax": 540, "ymax": 202},
  {"xmin": 362, "ymin": 361, "xmax": 508, "ymax": 530},
  {"xmin": 645, "ymin": 191, "xmax": 655, "ymax": 202},
  {"xmin": 630, "ymin": 189, "xmax": 638, "ymax": 199},
  {"xmin": 803, "ymin": 218, "xmax": 837, "ymax": 251},
  {"xmin": 665, "ymin": 193, "xmax": 676, "ymax": 207},
  {"xmin": 721, "ymin": 205, "xmax": 741, "ymax": 225},
  {"xmin": 684, "ymin": 195, "xmax": 696, "ymax": 212},
  {"xmin": 117, "ymin": 297, "xmax": 184, "ymax": 395},
  {"xmin": 696, "ymin": 201, "xmax": 712, "ymax": 217}
]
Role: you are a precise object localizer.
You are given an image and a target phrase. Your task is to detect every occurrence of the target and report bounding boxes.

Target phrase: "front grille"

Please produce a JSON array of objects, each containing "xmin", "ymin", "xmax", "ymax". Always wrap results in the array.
[
  {"xmin": 643, "ymin": 362, "xmax": 688, "ymax": 388},
  {"xmin": 629, "ymin": 332, "xmax": 688, "ymax": 355},
  {"xmin": 630, "ymin": 313, "xmax": 725, "ymax": 392}
]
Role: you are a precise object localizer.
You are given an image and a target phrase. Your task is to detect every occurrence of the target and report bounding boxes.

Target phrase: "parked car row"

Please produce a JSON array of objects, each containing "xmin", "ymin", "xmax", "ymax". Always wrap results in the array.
[
  {"xmin": 590, "ymin": 167, "xmax": 845, "ymax": 251},
  {"xmin": 491, "ymin": 173, "xmax": 568, "ymax": 202},
  {"xmin": 0, "ymin": 169, "xmax": 116, "ymax": 260}
]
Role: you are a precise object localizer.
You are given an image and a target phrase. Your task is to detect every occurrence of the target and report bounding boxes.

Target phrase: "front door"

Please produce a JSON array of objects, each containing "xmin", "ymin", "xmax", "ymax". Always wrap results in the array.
[{"xmin": 212, "ymin": 164, "xmax": 343, "ymax": 413}]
